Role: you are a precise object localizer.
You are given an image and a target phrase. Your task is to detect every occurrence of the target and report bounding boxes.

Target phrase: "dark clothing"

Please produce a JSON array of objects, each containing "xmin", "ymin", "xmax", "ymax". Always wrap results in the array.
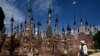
[
  {"xmin": 80, "ymin": 44, "xmax": 85, "ymax": 56},
  {"xmin": 80, "ymin": 44, "xmax": 88, "ymax": 56}
]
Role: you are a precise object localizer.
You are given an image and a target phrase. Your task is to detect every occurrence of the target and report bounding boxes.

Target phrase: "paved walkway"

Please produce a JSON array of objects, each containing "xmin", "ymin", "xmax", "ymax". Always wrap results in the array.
[
  {"xmin": 88, "ymin": 49, "xmax": 100, "ymax": 52},
  {"xmin": 89, "ymin": 52, "xmax": 100, "ymax": 56}
]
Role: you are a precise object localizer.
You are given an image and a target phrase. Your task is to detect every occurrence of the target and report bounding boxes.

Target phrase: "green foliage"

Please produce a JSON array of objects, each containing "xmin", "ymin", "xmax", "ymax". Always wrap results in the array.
[{"xmin": 93, "ymin": 31, "xmax": 100, "ymax": 49}]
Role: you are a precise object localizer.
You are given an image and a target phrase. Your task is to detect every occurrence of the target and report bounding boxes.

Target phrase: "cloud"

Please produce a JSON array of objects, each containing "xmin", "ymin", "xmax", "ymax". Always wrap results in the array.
[
  {"xmin": 33, "ymin": 0, "xmax": 61, "ymax": 15},
  {"xmin": 0, "ymin": 0, "xmax": 25, "ymax": 33},
  {"xmin": 72, "ymin": 1, "xmax": 77, "ymax": 5},
  {"xmin": 0, "ymin": 0, "xmax": 61, "ymax": 33},
  {"xmin": 33, "ymin": 0, "xmax": 53, "ymax": 11}
]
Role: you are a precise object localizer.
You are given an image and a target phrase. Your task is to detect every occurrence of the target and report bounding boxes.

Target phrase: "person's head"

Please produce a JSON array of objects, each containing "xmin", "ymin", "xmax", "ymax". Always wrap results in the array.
[{"xmin": 80, "ymin": 40, "xmax": 85, "ymax": 45}]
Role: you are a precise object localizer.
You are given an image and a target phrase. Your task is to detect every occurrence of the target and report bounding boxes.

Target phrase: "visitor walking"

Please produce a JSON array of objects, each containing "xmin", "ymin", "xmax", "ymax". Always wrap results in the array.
[{"xmin": 78, "ymin": 40, "xmax": 88, "ymax": 56}]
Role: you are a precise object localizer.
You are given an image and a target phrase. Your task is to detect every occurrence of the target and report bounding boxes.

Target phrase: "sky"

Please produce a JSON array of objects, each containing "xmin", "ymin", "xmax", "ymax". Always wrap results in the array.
[{"xmin": 0, "ymin": 0, "xmax": 100, "ymax": 33}]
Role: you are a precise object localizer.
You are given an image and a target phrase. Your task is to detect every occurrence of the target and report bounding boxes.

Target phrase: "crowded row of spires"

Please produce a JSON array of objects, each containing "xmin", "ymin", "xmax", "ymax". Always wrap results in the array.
[
  {"xmin": 8, "ymin": 7, "xmax": 98, "ymax": 37},
  {"xmin": 0, "ymin": 6, "xmax": 96, "ymax": 56}
]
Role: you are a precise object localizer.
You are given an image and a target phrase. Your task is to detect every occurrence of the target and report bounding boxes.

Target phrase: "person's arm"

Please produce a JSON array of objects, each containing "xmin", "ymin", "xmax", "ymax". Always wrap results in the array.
[{"xmin": 83, "ymin": 45, "xmax": 88, "ymax": 55}]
